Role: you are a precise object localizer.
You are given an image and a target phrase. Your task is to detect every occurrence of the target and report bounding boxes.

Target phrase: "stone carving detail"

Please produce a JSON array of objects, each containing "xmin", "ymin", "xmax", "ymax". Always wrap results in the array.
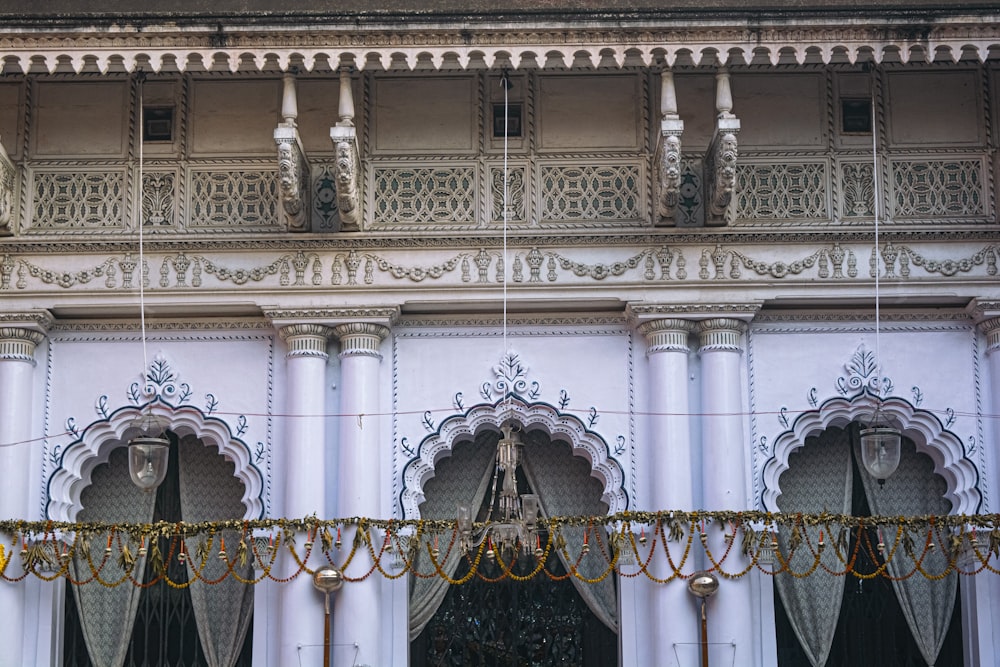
[
  {"xmin": 700, "ymin": 243, "xmax": 856, "ymax": 280},
  {"xmin": 891, "ymin": 159, "xmax": 985, "ymax": 218},
  {"xmin": 655, "ymin": 133, "xmax": 682, "ymax": 224},
  {"xmin": 312, "ymin": 163, "xmax": 339, "ymax": 230},
  {"xmin": 368, "ymin": 253, "xmax": 468, "ymax": 282},
  {"xmin": 840, "ymin": 162, "xmax": 875, "ymax": 217},
  {"xmin": 735, "ymin": 162, "xmax": 828, "ymax": 220},
  {"xmin": 331, "ymin": 127, "xmax": 361, "ymax": 231},
  {"xmin": 881, "ymin": 242, "xmax": 998, "ymax": 279},
  {"xmin": 540, "ymin": 165, "xmax": 640, "ymax": 221},
  {"xmin": 521, "ymin": 246, "xmax": 680, "ymax": 282},
  {"xmin": 158, "ymin": 251, "xmax": 321, "ymax": 287},
  {"xmin": 141, "ymin": 172, "xmax": 175, "ymax": 227},
  {"xmin": 372, "ymin": 166, "xmax": 476, "ymax": 224},
  {"xmin": 31, "ymin": 170, "xmax": 124, "ymax": 230},
  {"xmin": 705, "ymin": 127, "xmax": 739, "ymax": 225},
  {"xmin": 274, "ymin": 126, "xmax": 310, "ymax": 232},
  {"xmin": 491, "ymin": 166, "xmax": 526, "ymax": 223},
  {"xmin": 189, "ymin": 170, "xmax": 280, "ymax": 228},
  {"xmin": 0, "ymin": 138, "xmax": 14, "ymax": 235},
  {"xmin": 676, "ymin": 158, "xmax": 703, "ymax": 226}
]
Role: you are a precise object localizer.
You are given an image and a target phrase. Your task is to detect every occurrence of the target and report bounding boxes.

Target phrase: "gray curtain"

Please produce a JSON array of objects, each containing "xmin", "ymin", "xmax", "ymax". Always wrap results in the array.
[
  {"xmin": 177, "ymin": 435, "xmax": 255, "ymax": 667},
  {"xmin": 773, "ymin": 427, "xmax": 853, "ymax": 667},
  {"xmin": 521, "ymin": 432, "xmax": 617, "ymax": 634},
  {"xmin": 70, "ymin": 447, "xmax": 156, "ymax": 667},
  {"xmin": 408, "ymin": 433, "xmax": 497, "ymax": 640},
  {"xmin": 857, "ymin": 437, "xmax": 956, "ymax": 667}
]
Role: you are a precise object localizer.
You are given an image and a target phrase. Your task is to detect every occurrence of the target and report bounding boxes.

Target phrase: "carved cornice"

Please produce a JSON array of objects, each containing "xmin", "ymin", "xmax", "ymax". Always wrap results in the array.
[
  {"xmin": 0, "ymin": 310, "xmax": 54, "ymax": 332},
  {"xmin": 4, "ymin": 24, "xmax": 1000, "ymax": 74},
  {"xmin": 264, "ymin": 307, "xmax": 399, "ymax": 323},
  {"xmin": 628, "ymin": 303, "xmax": 762, "ymax": 319},
  {"xmin": 330, "ymin": 125, "xmax": 361, "ymax": 232},
  {"xmin": 274, "ymin": 124, "xmax": 310, "ymax": 233}
]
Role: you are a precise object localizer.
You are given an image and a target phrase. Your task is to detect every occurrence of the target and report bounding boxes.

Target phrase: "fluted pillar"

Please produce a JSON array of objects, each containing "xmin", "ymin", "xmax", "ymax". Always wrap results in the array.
[
  {"xmin": 0, "ymin": 325, "xmax": 46, "ymax": 667},
  {"xmin": 638, "ymin": 318, "xmax": 697, "ymax": 667},
  {"xmin": 333, "ymin": 322, "xmax": 390, "ymax": 667},
  {"xmin": 277, "ymin": 323, "xmax": 333, "ymax": 667},
  {"xmin": 697, "ymin": 318, "xmax": 754, "ymax": 665}
]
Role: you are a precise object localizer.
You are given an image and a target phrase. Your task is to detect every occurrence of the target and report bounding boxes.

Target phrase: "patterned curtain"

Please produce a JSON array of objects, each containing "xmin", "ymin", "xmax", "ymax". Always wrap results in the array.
[
  {"xmin": 774, "ymin": 427, "xmax": 853, "ymax": 667},
  {"xmin": 856, "ymin": 437, "xmax": 956, "ymax": 666},
  {"xmin": 70, "ymin": 447, "xmax": 156, "ymax": 667},
  {"xmin": 176, "ymin": 435, "xmax": 255, "ymax": 667},
  {"xmin": 408, "ymin": 432, "xmax": 497, "ymax": 640},
  {"xmin": 521, "ymin": 432, "xmax": 618, "ymax": 634}
]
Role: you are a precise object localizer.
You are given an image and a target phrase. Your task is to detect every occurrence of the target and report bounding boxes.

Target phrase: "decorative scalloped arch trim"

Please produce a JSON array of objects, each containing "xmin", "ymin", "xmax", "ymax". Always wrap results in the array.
[
  {"xmin": 400, "ymin": 397, "xmax": 628, "ymax": 520},
  {"xmin": 761, "ymin": 391, "xmax": 980, "ymax": 515},
  {"xmin": 45, "ymin": 399, "xmax": 265, "ymax": 522}
]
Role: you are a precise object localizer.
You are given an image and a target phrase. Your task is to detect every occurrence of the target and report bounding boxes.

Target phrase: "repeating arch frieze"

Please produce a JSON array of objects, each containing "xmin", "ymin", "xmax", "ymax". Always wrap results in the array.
[
  {"xmin": 400, "ymin": 396, "xmax": 628, "ymax": 520},
  {"xmin": 760, "ymin": 390, "xmax": 981, "ymax": 516}
]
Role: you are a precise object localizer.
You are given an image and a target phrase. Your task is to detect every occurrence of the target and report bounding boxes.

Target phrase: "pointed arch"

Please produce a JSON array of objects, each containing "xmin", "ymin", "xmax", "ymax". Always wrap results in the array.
[
  {"xmin": 46, "ymin": 398, "xmax": 265, "ymax": 522},
  {"xmin": 761, "ymin": 390, "xmax": 980, "ymax": 515},
  {"xmin": 400, "ymin": 396, "xmax": 628, "ymax": 520}
]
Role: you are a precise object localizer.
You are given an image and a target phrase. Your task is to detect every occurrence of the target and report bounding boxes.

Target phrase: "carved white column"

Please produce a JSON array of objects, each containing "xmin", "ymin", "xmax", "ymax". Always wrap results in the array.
[
  {"xmin": 276, "ymin": 323, "xmax": 333, "ymax": 667},
  {"xmin": 0, "ymin": 324, "xmax": 46, "ymax": 667},
  {"xmin": 697, "ymin": 318, "xmax": 754, "ymax": 665},
  {"xmin": 638, "ymin": 318, "xmax": 697, "ymax": 667},
  {"xmin": 333, "ymin": 322, "xmax": 390, "ymax": 667}
]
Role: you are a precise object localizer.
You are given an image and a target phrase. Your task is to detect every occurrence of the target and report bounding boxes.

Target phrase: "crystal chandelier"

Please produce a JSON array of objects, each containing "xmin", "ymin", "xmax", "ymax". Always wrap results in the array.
[{"xmin": 457, "ymin": 422, "xmax": 541, "ymax": 559}]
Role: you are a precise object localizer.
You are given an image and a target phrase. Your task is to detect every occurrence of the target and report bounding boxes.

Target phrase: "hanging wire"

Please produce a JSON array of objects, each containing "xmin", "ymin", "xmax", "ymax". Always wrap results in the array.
[
  {"xmin": 136, "ymin": 71, "xmax": 149, "ymax": 380},
  {"xmin": 870, "ymin": 64, "xmax": 883, "ymax": 401}
]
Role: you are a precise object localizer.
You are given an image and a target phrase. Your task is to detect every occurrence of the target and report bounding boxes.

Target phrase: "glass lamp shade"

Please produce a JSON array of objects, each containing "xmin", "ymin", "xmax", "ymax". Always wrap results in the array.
[
  {"xmin": 128, "ymin": 436, "xmax": 169, "ymax": 491},
  {"xmin": 859, "ymin": 426, "xmax": 901, "ymax": 484}
]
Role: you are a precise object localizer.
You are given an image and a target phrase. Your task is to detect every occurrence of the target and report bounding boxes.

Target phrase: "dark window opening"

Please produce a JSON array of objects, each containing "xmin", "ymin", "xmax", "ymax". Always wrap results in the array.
[
  {"xmin": 774, "ymin": 424, "xmax": 963, "ymax": 667},
  {"xmin": 143, "ymin": 107, "xmax": 174, "ymax": 142},
  {"xmin": 493, "ymin": 103, "xmax": 522, "ymax": 138},
  {"xmin": 63, "ymin": 436, "xmax": 253, "ymax": 667},
  {"xmin": 841, "ymin": 99, "xmax": 872, "ymax": 134}
]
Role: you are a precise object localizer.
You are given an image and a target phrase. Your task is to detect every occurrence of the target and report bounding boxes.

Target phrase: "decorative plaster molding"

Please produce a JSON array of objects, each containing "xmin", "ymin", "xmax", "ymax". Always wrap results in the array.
[
  {"xmin": 637, "ymin": 318, "xmax": 695, "ymax": 353},
  {"xmin": 0, "ymin": 310, "xmax": 54, "ymax": 332},
  {"xmin": 333, "ymin": 322, "xmax": 390, "ymax": 358},
  {"xmin": 706, "ymin": 124, "xmax": 740, "ymax": 226},
  {"xmin": 628, "ymin": 303, "xmax": 762, "ymax": 320},
  {"xmin": 274, "ymin": 124, "xmax": 310, "ymax": 232},
  {"xmin": 400, "ymin": 396, "xmax": 628, "ymax": 520},
  {"xmin": 45, "ymin": 355, "xmax": 266, "ymax": 522},
  {"xmin": 278, "ymin": 323, "xmax": 333, "ymax": 359},
  {"xmin": 760, "ymin": 392, "xmax": 981, "ymax": 516},
  {"xmin": 980, "ymin": 318, "xmax": 1000, "ymax": 353},
  {"xmin": 0, "ymin": 327, "xmax": 44, "ymax": 362},
  {"xmin": 697, "ymin": 317, "xmax": 747, "ymax": 352},
  {"xmin": 264, "ymin": 307, "xmax": 399, "ymax": 325},
  {"xmin": 330, "ymin": 126, "xmax": 361, "ymax": 232}
]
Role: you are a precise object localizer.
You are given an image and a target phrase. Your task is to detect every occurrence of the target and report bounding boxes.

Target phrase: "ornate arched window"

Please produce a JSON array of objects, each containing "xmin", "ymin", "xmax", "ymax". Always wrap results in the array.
[
  {"xmin": 773, "ymin": 423, "xmax": 963, "ymax": 667},
  {"xmin": 63, "ymin": 434, "xmax": 254, "ymax": 667}
]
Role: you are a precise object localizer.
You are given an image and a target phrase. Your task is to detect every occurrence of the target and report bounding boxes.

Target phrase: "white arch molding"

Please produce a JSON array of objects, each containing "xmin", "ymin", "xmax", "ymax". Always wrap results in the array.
[
  {"xmin": 400, "ymin": 397, "xmax": 628, "ymax": 520},
  {"xmin": 46, "ymin": 399, "xmax": 266, "ymax": 523},
  {"xmin": 760, "ymin": 392, "xmax": 981, "ymax": 515}
]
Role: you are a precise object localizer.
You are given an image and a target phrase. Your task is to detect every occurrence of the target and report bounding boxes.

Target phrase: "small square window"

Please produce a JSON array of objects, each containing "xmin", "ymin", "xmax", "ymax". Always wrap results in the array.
[
  {"xmin": 143, "ymin": 107, "xmax": 174, "ymax": 142},
  {"xmin": 493, "ymin": 103, "xmax": 522, "ymax": 138},
  {"xmin": 841, "ymin": 99, "xmax": 872, "ymax": 134}
]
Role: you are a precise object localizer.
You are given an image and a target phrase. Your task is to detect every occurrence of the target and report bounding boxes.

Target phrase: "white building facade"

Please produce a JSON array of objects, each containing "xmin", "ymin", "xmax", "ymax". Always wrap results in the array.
[{"xmin": 0, "ymin": 2, "xmax": 999, "ymax": 665}]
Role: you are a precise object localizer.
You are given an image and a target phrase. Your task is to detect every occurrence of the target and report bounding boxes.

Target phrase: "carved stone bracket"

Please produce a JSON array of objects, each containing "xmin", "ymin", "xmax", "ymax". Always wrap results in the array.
[
  {"xmin": 705, "ymin": 120, "xmax": 739, "ymax": 226},
  {"xmin": 655, "ymin": 121, "xmax": 683, "ymax": 225},
  {"xmin": 274, "ymin": 124, "xmax": 310, "ymax": 232},
  {"xmin": 654, "ymin": 69, "xmax": 683, "ymax": 226},
  {"xmin": 0, "ymin": 137, "xmax": 15, "ymax": 236},
  {"xmin": 705, "ymin": 67, "xmax": 740, "ymax": 227},
  {"xmin": 330, "ymin": 125, "xmax": 361, "ymax": 231}
]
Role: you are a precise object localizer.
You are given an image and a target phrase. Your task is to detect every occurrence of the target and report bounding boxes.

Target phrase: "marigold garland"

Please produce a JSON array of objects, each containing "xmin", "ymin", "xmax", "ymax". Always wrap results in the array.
[{"xmin": 2, "ymin": 511, "xmax": 999, "ymax": 588}]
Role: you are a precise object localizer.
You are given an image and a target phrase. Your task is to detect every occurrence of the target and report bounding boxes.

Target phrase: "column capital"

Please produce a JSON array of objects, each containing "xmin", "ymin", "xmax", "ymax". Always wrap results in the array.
[
  {"xmin": 334, "ymin": 322, "xmax": 390, "ymax": 359},
  {"xmin": 278, "ymin": 323, "xmax": 333, "ymax": 359},
  {"xmin": 980, "ymin": 317, "xmax": 1000, "ymax": 354},
  {"xmin": 0, "ymin": 327, "xmax": 45, "ymax": 362},
  {"xmin": 0, "ymin": 310, "xmax": 54, "ymax": 334},
  {"xmin": 637, "ymin": 318, "xmax": 695, "ymax": 353},
  {"xmin": 697, "ymin": 318, "xmax": 747, "ymax": 353}
]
